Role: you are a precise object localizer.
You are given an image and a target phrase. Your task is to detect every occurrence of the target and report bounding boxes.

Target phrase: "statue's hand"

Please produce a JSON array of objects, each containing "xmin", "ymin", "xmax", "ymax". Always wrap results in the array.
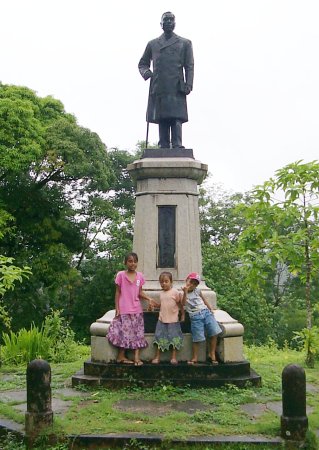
[
  {"xmin": 144, "ymin": 70, "xmax": 153, "ymax": 80},
  {"xmin": 185, "ymin": 85, "xmax": 192, "ymax": 95}
]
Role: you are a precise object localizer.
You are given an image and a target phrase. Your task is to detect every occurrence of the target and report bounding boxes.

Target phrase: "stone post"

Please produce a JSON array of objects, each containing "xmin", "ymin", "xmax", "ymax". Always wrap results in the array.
[
  {"xmin": 281, "ymin": 364, "xmax": 308, "ymax": 441},
  {"xmin": 25, "ymin": 359, "xmax": 53, "ymax": 445}
]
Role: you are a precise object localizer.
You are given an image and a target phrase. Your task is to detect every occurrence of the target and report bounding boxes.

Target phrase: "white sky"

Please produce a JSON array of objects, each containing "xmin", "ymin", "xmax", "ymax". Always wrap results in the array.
[{"xmin": 1, "ymin": 0, "xmax": 319, "ymax": 193}]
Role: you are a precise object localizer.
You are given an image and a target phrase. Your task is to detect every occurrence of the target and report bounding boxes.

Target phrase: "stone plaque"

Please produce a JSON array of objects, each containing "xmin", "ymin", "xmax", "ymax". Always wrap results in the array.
[{"xmin": 158, "ymin": 206, "xmax": 176, "ymax": 267}]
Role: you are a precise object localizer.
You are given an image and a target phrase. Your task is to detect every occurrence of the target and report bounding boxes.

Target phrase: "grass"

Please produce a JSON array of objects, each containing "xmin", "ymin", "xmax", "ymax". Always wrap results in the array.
[{"xmin": 0, "ymin": 343, "xmax": 318, "ymax": 448}]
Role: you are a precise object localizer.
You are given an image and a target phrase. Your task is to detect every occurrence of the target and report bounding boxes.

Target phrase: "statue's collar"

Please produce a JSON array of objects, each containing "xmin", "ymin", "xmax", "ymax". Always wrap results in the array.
[{"xmin": 159, "ymin": 33, "xmax": 179, "ymax": 49}]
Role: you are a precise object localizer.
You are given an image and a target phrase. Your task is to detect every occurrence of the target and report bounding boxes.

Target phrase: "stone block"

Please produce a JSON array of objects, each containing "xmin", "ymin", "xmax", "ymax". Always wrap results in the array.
[
  {"xmin": 217, "ymin": 336, "xmax": 244, "ymax": 363},
  {"xmin": 91, "ymin": 334, "xmax": 206, "ymax": 363},
  {"xmin": 91, "ymin": 333, "xmax": 244, "ymax": 364}
]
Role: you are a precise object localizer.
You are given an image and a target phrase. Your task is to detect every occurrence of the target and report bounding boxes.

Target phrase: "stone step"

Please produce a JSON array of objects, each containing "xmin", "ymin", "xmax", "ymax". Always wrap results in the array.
[
  {"xmin": 71, "ymin": 360, "xmax": 261, "ymax": 389},
  {"xmin": 72, "ymin": 365, "xmax": 261, "ymax": 389},
  {"xmin": 71, "ymin": 369, "xmax": 100, "ymax": 387},
  {"xmin": 84, "ymin": 360, "xmax": 252, "ymax": 379}
]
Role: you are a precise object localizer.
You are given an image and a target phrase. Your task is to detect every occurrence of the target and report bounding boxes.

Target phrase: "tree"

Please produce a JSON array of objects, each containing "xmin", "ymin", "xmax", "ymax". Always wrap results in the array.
[
  {"xmin": 200, "ymin": 184, "xmax": 275, "ymax": 344},
  {"xmin": 238, "ymin": 160, "xmax": 319, "ymax": 332},
  {"xmin": 0, "ymin": 84, "xmax": 113, "ymax": 329}
]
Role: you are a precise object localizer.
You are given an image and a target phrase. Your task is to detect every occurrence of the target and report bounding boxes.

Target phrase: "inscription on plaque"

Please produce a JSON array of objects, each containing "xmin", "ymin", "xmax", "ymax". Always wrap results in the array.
[{"xmin": 158, "ymin": 206, "xmax": 176, "ymax": 268}]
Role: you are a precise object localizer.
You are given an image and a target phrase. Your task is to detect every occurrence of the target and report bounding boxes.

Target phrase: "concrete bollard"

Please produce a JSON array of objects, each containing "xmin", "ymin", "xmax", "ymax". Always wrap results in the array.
[
  {"xmin": 281, "ymin": 364, "xmax": 308, "ymax": 441},
  {"xmin": 25, "ymin": 359, "xmax": 53, "ymax": 444}
]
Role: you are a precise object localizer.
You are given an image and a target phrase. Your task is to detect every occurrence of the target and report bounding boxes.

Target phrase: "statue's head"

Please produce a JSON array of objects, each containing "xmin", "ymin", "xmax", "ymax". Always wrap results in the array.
[{"xmin": 161, "ymin": 12, "xmax": 175, "ymax": 33}]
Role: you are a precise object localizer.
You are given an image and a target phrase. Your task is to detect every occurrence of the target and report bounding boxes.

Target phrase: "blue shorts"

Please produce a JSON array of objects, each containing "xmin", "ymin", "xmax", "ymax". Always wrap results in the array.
[{"xmin": 189, "ymin": 308, "xmax": 222, "ymax": 342}]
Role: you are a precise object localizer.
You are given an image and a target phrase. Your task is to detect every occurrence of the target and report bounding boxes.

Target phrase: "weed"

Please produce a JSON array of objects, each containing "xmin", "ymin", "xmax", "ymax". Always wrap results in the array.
[{"xmin": 0, "ymin": 433, "xmax": 25, "ymax": 450}]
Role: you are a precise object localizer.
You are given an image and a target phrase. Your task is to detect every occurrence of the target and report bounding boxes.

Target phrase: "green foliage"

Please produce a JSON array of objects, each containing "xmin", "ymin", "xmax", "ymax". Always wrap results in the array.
[
  {"xmin": 275, "ymin": 306, "xmax": 307, "ymax": 347},
  {"xmin": 2, "ymin": 324, "xmax": 51, "ymax": 364},
  {"xmin": 1, "ymin": 310, "xmax": 83, "ymax": 365},
  {"xmin": 0, "ymin": 83, "xmax": 121, "ymax": 333},
  {"xmin": 0, "ymin": 255, "xmax": 31, "ymax": 297},
  {"xmin": 0, "ymin": 433, "xmax": 25, "ymax": 450},
  {"xmin": 0, "ymin": 255, "xmax": 31, "ymax": 333},
  {"xmin": 200, "ymin": 185, "xmax": 274, "ymax": 344},
  {"xmin": 238, "ymin": 160, "xmax": 319, "ymax": 330},
  {"xmin": 0, "ymin": 433, "xmax": 70, "ymax": 450},
  {"xmin": 293, "ymin": 326, "xmax": 319, "ymax": 368},
  {"xmin": 0, "ymin": 84, "xmax": 44, "ymax": 175}
]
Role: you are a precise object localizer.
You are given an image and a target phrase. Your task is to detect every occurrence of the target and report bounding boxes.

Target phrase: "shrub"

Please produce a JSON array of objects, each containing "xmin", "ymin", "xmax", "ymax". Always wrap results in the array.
[
  {"xmin": 2, "ymin": 324, "xmax": 51, "ymax": 364},
  {"xmin": 293, "ymin": 326, "xmax": 319, "ymax": 368},
  {"xmin": 1, "ymin": 310, "xmax": 84, "ymax": 365}
]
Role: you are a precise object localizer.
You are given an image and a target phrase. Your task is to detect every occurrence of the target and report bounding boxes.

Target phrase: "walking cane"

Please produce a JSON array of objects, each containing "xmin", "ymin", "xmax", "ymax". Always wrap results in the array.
[
  {"xmin": 145, "ymin": 78, "xmax": 152, "ymax": 149},
  {"xmin": 145, "ymin": 120, "xmax": 149, "ymax": 149}
]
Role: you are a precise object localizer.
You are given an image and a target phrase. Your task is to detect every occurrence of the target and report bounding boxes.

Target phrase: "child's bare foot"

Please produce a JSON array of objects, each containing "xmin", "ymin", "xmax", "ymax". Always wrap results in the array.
[
  {"xmin": 151, "ymin": 358, "xmax": 160, "ymax": 364},
  {"xmin": 116, "ymin": 358, "xmax": 134, "ymax": 364},
  {"xmin": 170, "ymin": 358, "xmax": 178, "ymax": 365}
]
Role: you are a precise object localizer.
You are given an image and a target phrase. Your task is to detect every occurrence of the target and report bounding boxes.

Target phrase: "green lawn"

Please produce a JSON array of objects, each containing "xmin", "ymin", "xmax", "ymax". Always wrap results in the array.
[{"xmin": 0, "ymin": 344, "xmax": 318, "ymax": 449}]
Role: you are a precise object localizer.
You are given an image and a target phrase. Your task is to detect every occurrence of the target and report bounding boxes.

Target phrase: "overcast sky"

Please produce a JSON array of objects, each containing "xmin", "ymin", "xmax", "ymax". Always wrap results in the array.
[{"xmin": 1, "ymin": 0, "xmax": 319, "ymax": 193}]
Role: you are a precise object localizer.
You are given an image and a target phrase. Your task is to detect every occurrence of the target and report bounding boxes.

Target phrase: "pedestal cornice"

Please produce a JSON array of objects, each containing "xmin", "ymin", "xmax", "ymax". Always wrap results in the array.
[{"xmin": 127, "ymin": 157, "xmax": 208, "ymax": 184}]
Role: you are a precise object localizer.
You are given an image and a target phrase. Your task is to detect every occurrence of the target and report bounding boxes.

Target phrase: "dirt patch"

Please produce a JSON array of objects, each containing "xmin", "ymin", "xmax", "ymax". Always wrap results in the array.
[{"xmin": 114, "ymin": 399, "xmax": 212, "ymax": 416}]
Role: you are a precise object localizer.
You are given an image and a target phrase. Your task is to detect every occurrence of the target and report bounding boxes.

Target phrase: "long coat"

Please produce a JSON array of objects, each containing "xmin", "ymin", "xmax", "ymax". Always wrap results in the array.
[{"xmin": 138, "ymin": 33, "xmax": 194, "ymax": 124}]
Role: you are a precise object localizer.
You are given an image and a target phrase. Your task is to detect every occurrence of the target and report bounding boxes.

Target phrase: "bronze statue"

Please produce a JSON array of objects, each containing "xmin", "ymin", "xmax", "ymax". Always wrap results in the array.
[{"xmin": 138, "ymin": 12, "xmax": 194, "ymax": 149}]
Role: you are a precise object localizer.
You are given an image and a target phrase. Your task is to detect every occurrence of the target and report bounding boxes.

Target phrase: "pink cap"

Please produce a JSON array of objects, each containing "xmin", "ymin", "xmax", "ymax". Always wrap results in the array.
[{"xmin": 186, "ymin": 272, "xmax": 201, "ymax": 283}]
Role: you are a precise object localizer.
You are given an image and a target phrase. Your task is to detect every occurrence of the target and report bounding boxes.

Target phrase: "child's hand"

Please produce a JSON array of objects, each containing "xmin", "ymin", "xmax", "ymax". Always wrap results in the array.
[
  {"xmin": 182, "ymin": 286, "xmax": 188, "ymax": 294},
  {"xmin": 180, "ymin": 314, "xmax": 185, "ymax": 322},
  {"xmin": 150, "ymin": 299, "xmax": 159, "ymax": 310},
  {"xmin": 115, "ymin": 307, "xmax": 120, "ymax": 317},
  {"xmin": 147, "ymin": 300, "xmax": 155, "ymax": 311}
]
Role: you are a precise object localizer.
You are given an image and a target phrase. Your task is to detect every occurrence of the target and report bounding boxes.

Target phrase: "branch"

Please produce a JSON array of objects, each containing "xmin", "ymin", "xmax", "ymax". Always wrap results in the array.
[{"xmin": 76, "ymin": 218, "xmax": 106, "ymax": 270}]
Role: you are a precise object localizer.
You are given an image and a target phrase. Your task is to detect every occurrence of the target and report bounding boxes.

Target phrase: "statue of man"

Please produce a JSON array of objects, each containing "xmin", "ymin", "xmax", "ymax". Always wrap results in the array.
[{"xmin": 138, "ymin": 12, "xmax": 194, "ymax": 149}]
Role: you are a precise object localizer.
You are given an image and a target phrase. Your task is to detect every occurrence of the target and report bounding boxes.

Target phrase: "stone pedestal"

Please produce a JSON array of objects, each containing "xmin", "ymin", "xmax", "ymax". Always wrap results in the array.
[
  {"xmin": 75, "ymin": 148, "xmax": 261, "ymax": 388},
  {"xmin": 127, "ymin": 149, "xmax": 215, "ymax": 304}
]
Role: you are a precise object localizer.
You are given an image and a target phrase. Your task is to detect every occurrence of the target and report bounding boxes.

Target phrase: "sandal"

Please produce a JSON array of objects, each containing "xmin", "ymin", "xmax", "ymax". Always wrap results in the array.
[
  {"xmin": 170, "ymin": 358, "xmax": 178, "ymax": 365},
  {"xmin": 116, "ymin": 359, "xmax": 134, "ymax": 364},
  {"xmin": 187, "ymin": 360, "xmax": 198, "ymax": 365},
  {"xmin": 151, "ymin": 358, "xmax": 160, "ymax": 364},
  {"xmin": 134, "ymin": 360, "xmax": 143, "ymax": 366},
  {"xmin": 207, "ymin": 356, "xmax": 219, "ymax": 365}
]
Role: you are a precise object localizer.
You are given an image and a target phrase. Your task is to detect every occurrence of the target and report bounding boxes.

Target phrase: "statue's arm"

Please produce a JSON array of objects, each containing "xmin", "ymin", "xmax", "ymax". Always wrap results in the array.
[
  {"xmin": 184, "ymin": 40, "xmax": 194, "ymax": 94},
  {"xmin": 138, "ymin": 42, "xmax": 153, "ymax": 80}
]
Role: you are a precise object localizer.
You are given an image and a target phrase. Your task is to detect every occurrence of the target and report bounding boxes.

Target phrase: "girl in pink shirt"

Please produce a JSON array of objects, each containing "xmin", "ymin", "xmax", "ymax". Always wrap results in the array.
[
  {"xmin": 151, "ymin": 271, "xmax": 184, "ymax": 365},
  {"xmin": 107, "ymin": 252, "xmax": 152, "ymax": 366}
]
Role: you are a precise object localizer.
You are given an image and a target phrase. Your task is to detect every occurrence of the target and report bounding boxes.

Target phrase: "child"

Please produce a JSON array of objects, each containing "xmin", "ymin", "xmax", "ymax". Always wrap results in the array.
[
  {"xmin": 107, "ymin": 252, "xmax": 152, "ymax": 366},
  {"xmin": 182, "ymin": 272, "xmax": 222, "ymax": 365},
  {"xmin": 151, "ymin": 271, "xmax": 184, "ymax": 365}
]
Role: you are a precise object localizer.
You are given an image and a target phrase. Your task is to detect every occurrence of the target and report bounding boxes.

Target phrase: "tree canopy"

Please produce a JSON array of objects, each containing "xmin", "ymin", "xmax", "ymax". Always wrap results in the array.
[
  {"xmin": 0, "ymin": 84, "xmax": 135, "ymax": 333},
  {"xmin": 238, "ymin": 160, "xmax": 319, "ymax": 329}
]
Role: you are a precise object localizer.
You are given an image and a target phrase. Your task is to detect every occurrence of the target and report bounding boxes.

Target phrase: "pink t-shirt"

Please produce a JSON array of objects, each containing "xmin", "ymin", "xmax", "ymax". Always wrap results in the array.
[
  {"xmin": 115, "ymin": 270, "xmax": 145, "ymax": 315},
  {"xmin": 159, "ymin": 288, "xmax": 181, "ymax": 323}
]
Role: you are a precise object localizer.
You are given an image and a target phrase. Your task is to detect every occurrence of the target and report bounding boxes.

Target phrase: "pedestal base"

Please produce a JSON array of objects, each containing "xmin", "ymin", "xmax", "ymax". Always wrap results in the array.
[{"xmin": 72, "ymin": 360, "xmax": 261, "ymax": 389}]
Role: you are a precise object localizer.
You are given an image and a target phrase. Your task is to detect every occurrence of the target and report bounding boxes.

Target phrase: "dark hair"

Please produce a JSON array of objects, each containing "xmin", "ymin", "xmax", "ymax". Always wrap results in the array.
[
  {"xmin": 161, "ymin": 11, "xmax": 175, "ymax": 22},
  {"xmin": 124, "ymin": 252, "xmax": 138, "ymax": 264},
  {"xmin": 159, "ymin": 271, "xmax": 173, "ymax": 283}
]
